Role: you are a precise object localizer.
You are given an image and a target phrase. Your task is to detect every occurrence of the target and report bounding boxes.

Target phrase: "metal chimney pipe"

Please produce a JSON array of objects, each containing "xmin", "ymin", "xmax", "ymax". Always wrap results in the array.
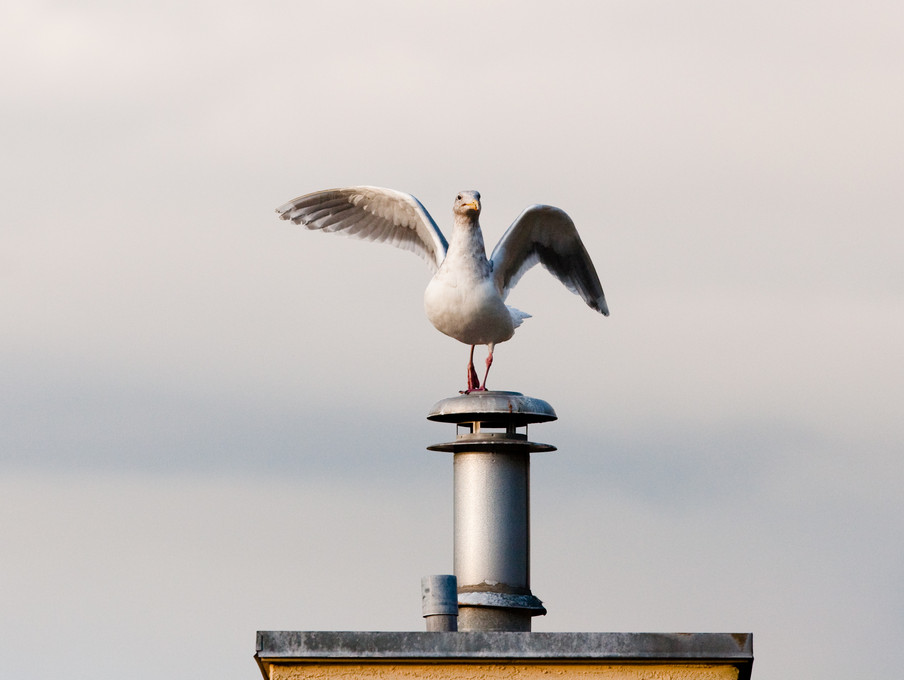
[
  {"xmin": 427, "ymin": 391, "xmax": 556, "ymax": 632},
  {"xmin": 421, "ymin": 575, "xmax": 458, "ymax": 631}
]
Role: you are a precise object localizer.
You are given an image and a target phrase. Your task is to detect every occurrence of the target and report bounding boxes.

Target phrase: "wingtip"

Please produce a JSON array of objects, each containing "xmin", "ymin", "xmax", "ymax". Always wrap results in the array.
[
  {"xmin": 598, "ymin": 299, "xmax": 610, "ymax": 316},
  {"xmin": 275, "ymin": 204, "xmax": 296, "ymax": 222}
]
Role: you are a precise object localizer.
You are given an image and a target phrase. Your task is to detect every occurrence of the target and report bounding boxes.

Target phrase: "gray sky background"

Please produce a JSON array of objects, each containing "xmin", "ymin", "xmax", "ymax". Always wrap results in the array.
[{"xmin": 2, "ymin": 1, "xmax": 902, "ymax": 678}]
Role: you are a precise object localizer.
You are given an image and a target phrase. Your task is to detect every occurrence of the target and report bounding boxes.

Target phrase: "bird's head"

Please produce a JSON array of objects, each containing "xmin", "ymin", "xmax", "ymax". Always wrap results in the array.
[{"xmin": 453, "ymin": 190, "xmax": 481, "ymax": 219}]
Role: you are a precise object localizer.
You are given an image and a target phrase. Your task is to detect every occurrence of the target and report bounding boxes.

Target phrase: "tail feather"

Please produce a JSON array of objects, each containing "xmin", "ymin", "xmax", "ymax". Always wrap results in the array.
[{"xmin": 507, "ymin": 305, "xmax": 532, "ymax": 329}]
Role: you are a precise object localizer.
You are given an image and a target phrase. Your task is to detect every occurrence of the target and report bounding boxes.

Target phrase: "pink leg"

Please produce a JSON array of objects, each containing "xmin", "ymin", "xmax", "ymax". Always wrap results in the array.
[
  {"xmin": 479, "ymin": 344, "xmax": 495, "ymax": 391},
  {"xmin": 466, "ymin": 345, "xmax": 480, "ymax": 392}
]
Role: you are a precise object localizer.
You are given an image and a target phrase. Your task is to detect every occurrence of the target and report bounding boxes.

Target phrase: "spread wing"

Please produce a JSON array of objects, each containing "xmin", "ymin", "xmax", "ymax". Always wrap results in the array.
[
  {"xmin": 490, "ymin": 205, "xmax": 608, "ymax": 315},
  {"xmin": 276, "ymin": 186, "xmax": 448, "ymax": 272}
]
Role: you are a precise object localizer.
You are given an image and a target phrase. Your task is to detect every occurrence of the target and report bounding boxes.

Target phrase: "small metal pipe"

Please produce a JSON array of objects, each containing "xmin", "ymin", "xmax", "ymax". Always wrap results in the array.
[{"xmin": 421, "ymin": 575, "xmax": 458, "ymax": 632}]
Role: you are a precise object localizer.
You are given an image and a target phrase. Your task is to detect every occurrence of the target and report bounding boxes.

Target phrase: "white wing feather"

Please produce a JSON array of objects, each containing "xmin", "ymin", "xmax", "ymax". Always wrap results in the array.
[{"xmin": 276, "ymin": 186, "xmax": 448, "ymax": 272}]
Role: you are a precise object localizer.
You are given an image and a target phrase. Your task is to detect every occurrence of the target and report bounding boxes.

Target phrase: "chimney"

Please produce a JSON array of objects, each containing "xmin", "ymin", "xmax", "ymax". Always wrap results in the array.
[
  {"xmin": 257, "ymin": 390, "xmax": 754, "ymax": 680},
  {"xmin": 426, "ymin": 390, "xmax": 556, "ymax": 631}
]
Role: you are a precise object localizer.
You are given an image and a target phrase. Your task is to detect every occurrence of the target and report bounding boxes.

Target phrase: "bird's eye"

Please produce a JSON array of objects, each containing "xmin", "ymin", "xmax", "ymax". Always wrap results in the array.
[{"xmin": 456, "ymin": 194, "xmax": 462, "ymax": 201}]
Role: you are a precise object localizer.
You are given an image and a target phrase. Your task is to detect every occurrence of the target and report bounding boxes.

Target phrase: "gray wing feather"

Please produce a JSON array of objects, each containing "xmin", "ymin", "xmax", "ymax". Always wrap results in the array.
[
  {"xmin": 276, "ymin": 186, "xmax": 448, "ymax": 271},
  {"xmin": 490, "ymin": 205, "xmax": 609, "ymax": 315}
]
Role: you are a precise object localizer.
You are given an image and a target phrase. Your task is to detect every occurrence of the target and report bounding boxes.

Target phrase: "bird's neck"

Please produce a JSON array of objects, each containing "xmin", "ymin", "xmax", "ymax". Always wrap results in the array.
[{"xmin": 448, "ymin": 215, "xmax": 488, "ymax": 263}]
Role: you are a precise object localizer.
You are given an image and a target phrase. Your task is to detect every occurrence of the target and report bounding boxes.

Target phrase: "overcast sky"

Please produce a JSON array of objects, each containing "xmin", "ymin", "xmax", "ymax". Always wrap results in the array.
[{"xmin": 2, "ymin": 1, "xmax": 902, "ymax": 678}]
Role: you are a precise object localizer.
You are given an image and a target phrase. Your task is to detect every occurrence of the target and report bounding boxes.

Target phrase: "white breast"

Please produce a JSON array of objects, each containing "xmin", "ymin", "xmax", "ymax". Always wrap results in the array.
[{"xmin": 424, "ymin": 270, "xmax": 516, "ymax": 346}]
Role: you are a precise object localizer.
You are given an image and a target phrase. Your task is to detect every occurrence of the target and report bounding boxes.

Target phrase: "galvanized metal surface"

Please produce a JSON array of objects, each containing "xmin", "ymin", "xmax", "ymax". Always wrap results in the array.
[
  {"xmin": 256, "ymin": 630, "xmax": 754, "ymax": 661},
  {"xmin": 427, "ymin": 391, "xmax": 557, "ymax": 453},
  {"xmin": 427, "ymin": 391, "xmax": 557, "ymax": 427},
  {"xmin": 422, "ymin": 575, "xmax": 459, "ymax": 632},
  {"xmin": 422, "ymin": 575, "xmax": 459, "ymax": 616},
  {"xmin": 457, "ymin": 606, "xmax": 532, "ymax": 632},
  {"xmin": 424, "ymin": 615, "xmax": 458, "ymax": 632},
  {"xmin": 454, "ymin": 451, "xmax": 530, "ymax": 590},
  {"xmin": 457, "ymin": 591, "xmax": 546, "ymax": 611},
  {"xmin": 427, "ymin": 392, "xmax": 557, "ymax": 631},
  {"xmin": 428, "ymin": 437, "xmax": 556, "ymax": 453}
]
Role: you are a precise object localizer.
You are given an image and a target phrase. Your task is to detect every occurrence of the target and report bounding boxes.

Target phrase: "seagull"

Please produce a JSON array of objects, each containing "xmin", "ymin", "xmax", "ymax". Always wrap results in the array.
[{"xmin": 276, "ymin": 187, "xmax": 608, "ymax": 392}]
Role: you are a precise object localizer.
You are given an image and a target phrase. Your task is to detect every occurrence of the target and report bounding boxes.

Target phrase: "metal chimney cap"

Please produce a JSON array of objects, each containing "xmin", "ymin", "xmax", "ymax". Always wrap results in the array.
[{"xmin": 427, "ymin": 391, "xmax": 557, "ymax": 426}]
